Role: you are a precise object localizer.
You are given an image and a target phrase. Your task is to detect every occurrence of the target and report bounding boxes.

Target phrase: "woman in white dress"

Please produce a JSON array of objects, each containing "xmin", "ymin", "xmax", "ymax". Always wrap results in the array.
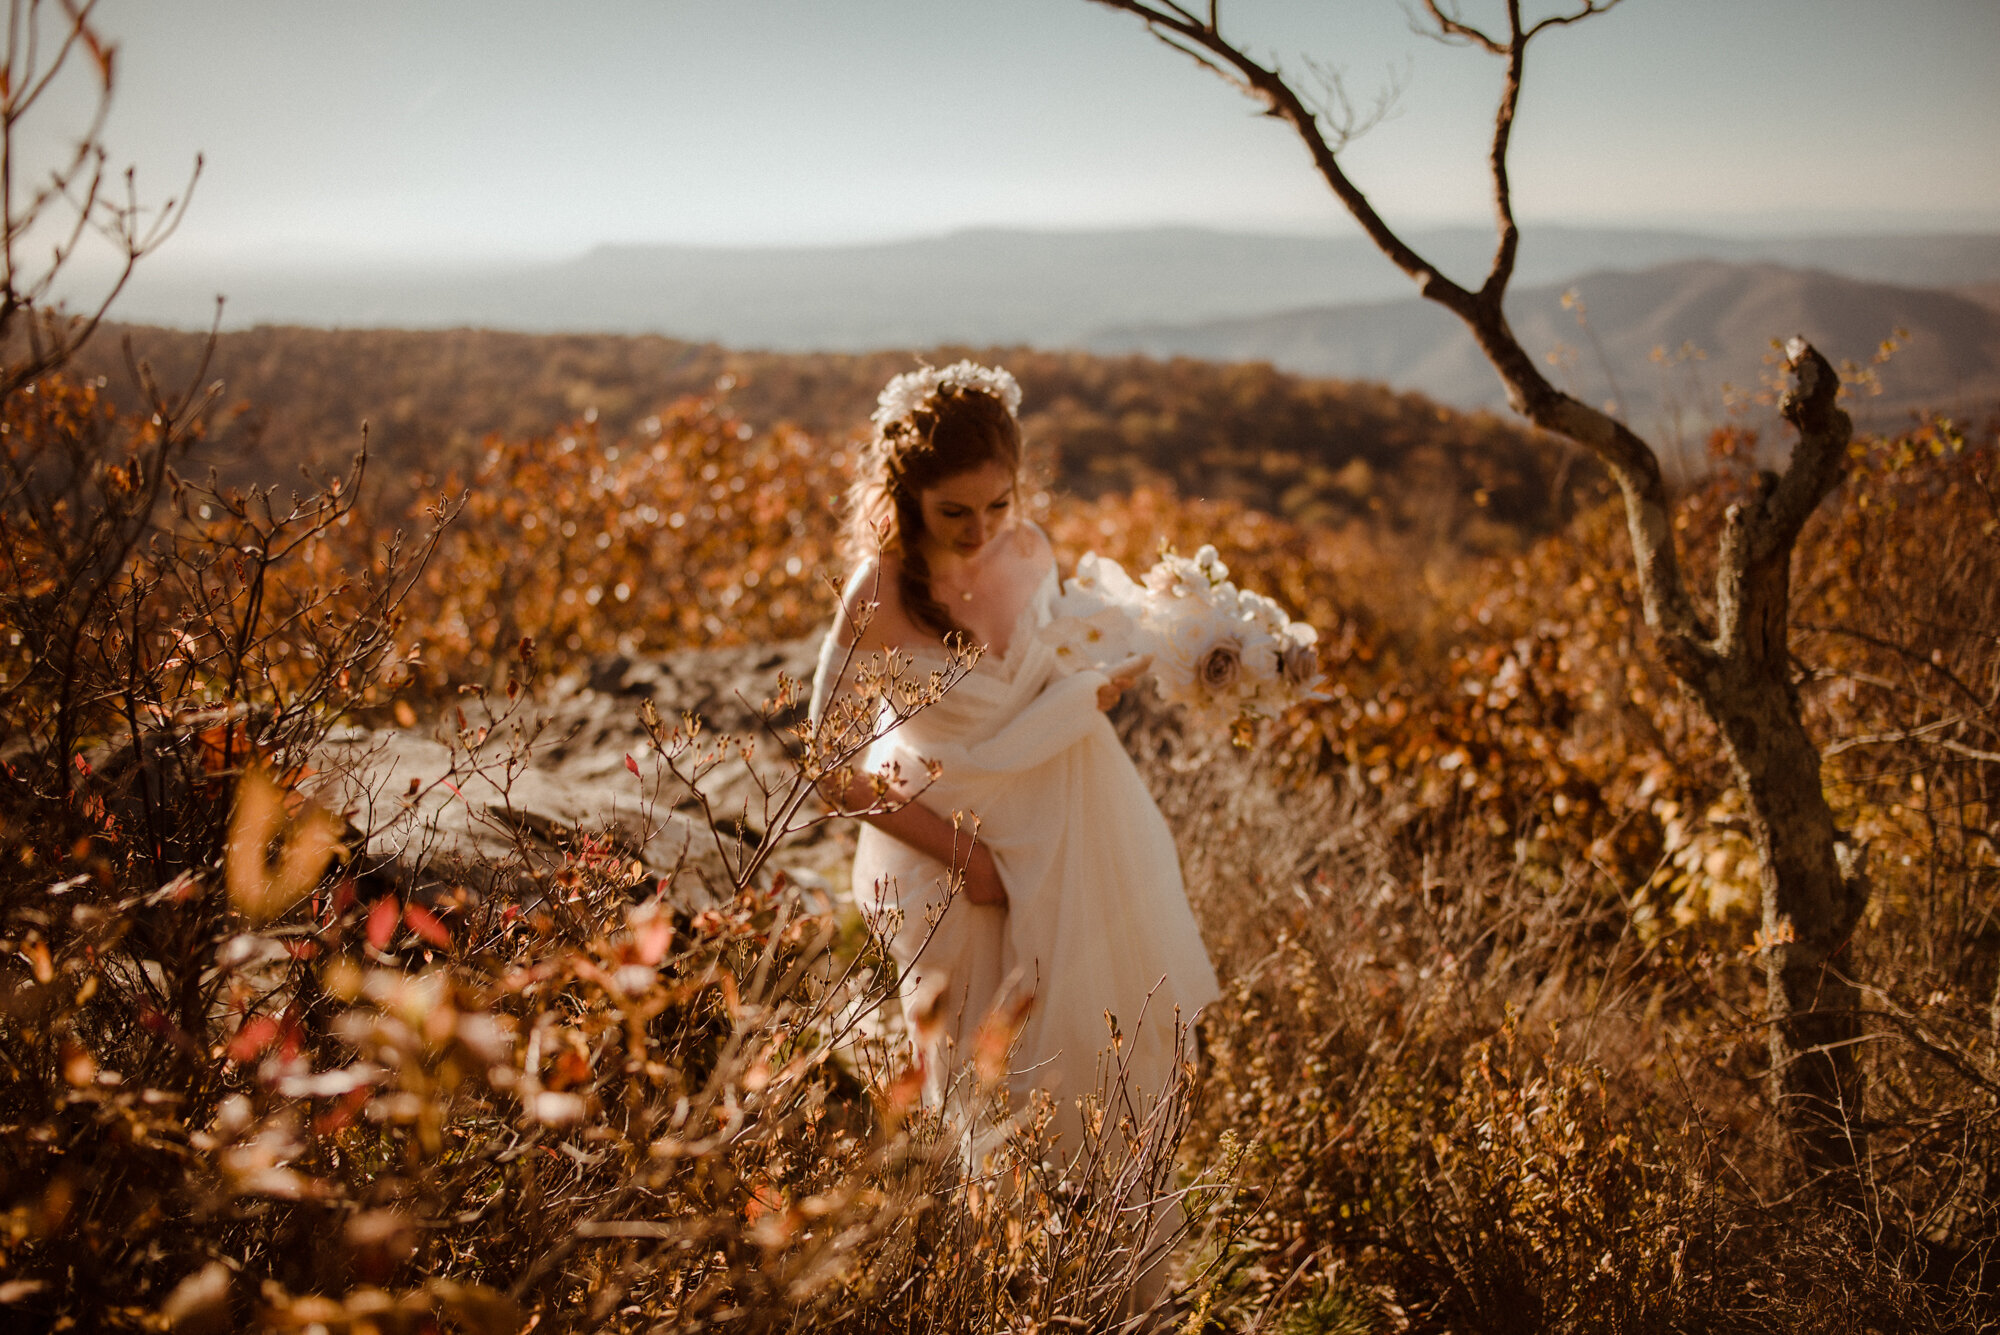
[{"xmin": 809, "ymin": 361, "xmax": 1220, "ymax": 1155}]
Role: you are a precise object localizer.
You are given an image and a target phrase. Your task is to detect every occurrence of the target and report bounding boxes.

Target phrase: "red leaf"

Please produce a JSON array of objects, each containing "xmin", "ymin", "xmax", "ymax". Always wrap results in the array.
[
  {"xmin": 314, "ymin": 1085, "xmax": 372, "ymax": 1134},
  {"xmin": 634, "ymin": 915, "xmax": 671, "ymax": 965},
  {"xmin": 277, "ymin": 1013, "xmax": 305, "ymax": 1061},
  {"xmin": 625, "ymin": 753, "xmax": 640, "ymax": 777},
  {"xmin": 366, "ymin": 896, "xmax": 400, "ymax": 950},
  {"xmin": 548, "ymin": 1049, "xmax": 592, "ymax": 1092},
  {"xmin": 404, "ymin": 903, "xmax": 451, "ymax": 948},
  {"xmin": 227, "ymin": 1016, "xmax": 280, "ymax": 1062}
]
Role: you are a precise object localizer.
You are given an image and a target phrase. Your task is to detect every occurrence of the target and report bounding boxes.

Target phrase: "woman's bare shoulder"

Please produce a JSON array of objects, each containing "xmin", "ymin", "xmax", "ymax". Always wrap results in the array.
[
  {"xmin": 1003, "ymin": 518, "xmax": 1055, "ymax": 570},
  {"xmin": 834, "ymin": 556, "xmax": 921, "ymax": 651}
]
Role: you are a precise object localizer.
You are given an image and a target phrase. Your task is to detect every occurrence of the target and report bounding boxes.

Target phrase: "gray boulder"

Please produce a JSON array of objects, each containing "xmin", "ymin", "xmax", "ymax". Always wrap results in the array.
[{"xmin": 313, "ymin": 637, "xmax": 843, "ymax": 906}]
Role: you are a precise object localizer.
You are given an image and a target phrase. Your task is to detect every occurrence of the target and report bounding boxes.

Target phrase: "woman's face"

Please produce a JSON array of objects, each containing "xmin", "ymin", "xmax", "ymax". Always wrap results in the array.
[{"xmin": 916, "ymin": 461, "xmax": 1016, "ymax": 560}]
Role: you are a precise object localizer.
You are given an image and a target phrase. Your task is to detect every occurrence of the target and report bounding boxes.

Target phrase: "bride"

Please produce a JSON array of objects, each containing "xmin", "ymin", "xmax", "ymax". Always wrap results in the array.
[{"xmin": 809, "ymin": 360, "xmax": 1220, "ymax": 1154}]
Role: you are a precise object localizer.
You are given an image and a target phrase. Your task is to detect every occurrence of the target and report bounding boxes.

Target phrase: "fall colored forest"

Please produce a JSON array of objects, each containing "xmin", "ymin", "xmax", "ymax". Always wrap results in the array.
[{"xmin": 76, "ymin": 323, "xmax": 1582, "ymax": 546}]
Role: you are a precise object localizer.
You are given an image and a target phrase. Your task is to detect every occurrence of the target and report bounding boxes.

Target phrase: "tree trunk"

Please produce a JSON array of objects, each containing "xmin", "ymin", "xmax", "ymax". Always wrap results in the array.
[
  {"xmin": 1687, "ymin": 645, "xmax": 1868, "ymax": 1176},
  {"xmin": 1082, "ymin": 0, "xmax": 1873, "ymax": 1187}
]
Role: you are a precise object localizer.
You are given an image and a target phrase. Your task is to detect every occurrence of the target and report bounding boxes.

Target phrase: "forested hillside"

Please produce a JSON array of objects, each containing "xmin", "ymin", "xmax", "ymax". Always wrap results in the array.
[
  {"xmin": 78, "ymin": 323, "xmax": 1589, "ymax": 547},
  {"xmin": 12, "ymin": 0, "xmax": 2000, "ymax": 1327}
]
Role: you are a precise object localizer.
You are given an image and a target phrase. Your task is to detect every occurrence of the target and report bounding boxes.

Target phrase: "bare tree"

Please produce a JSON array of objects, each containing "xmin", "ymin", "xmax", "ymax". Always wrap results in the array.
[
  {"xmin": 1, "ymin": 0, "xmax": 199, "ymax": 397},
  {"xmin": 1087, "ymin": 0, "xmax": 1868, "ymax": 1180}
]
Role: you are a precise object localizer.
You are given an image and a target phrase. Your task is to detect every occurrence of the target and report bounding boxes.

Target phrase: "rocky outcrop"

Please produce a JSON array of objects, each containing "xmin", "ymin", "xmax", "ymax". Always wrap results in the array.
[{"xmin": 313, "ymin": 638, "xmax": 842, "ymax": 905}]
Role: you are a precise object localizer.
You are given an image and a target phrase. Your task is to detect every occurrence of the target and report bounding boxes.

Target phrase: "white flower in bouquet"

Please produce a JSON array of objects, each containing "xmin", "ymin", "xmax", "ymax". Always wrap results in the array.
[
  {"xmin": 1045, "ymin": 606, "xmax": 1141, "ymax": 672},
  {"xmin": 1146, "ymin": 610, "xmax": 1212, "ymax": 707},
  {"xmin": 1062, "ymin": 550, "xmax": 1149, "ymax": 616},
  {"xmin": 1278, "ymin": 621, "xmax": 1326, "ymax": 696},
  {"xmin": 1046, "ymin": 545, "xmax": 1328, "ymax": 746},
  {"xmin": 1143, "ymin": 544, "xmax": 1227, "ymax": 603},
  {"xmin": 1236, "ymin": 588, "xmax": 1291, "ymax": 639}
]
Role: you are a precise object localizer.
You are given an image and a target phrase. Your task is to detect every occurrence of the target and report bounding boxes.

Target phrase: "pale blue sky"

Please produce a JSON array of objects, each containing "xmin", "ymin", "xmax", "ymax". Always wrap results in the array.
[{"xmin": 33, "ymin": 0, "xmax": 2000, "ymax": 267}]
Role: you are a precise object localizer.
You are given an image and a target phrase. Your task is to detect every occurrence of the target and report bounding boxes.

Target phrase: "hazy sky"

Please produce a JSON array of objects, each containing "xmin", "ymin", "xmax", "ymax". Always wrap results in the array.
[{"xmin": 31, "ymin": 0, "xmax": 2000, "ymax": 267}]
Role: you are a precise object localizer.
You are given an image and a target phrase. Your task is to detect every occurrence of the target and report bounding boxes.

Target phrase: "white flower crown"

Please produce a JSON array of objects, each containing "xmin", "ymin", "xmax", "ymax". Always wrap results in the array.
[{"xmin": 871, "ymin": 360, "xmax": 1023, "ymax": 430}]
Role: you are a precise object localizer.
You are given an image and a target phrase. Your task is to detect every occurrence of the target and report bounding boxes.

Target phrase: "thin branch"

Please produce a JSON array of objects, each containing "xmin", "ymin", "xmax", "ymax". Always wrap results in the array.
[
  {"xmin": 1419, "ymin": 0, "xmax": 1505, "ymax": 53},
  {"xmin": 1296, "ymin": 53, "xmax": 1407, "ymax": 153},
  {"xmin": 1480, "ymin": 0, "xmax": 1526, "ymax": 298},
  {"xmin": 1525, "ymin": 0, "xmax": 1628, "ymax": 41},
  {"xmin": 1087, "ymin": 0, "xmax": 1462, "ymax": 302},
  {"xmin": 1940, "ymin": 739, "xmax": 2000, "ymax": 766}
]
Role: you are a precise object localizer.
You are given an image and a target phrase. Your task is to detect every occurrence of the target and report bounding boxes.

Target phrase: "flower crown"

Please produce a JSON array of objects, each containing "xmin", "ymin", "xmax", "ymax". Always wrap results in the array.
[{"xmin": 871, "ymin": 360, "xmax": 1022, "ymax": 430}]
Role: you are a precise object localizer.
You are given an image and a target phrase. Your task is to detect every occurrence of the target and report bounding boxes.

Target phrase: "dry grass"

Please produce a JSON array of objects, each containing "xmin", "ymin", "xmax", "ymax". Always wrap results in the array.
[{"xmin": 1134, "ymin": 695, "xmax": 2000, "ymax": 1332}]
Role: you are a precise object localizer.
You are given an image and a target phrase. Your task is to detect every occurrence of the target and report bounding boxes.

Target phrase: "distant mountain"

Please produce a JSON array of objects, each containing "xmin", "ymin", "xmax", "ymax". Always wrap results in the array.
[
  {"xmin": 1961, "ymin": 283, "xmax": 2000, "ymax": 315},
  {"xmin": 93, "ymin": 225, "xmax": 2000, "ymax": 354},
  {"xmin": 1089, "ymin": 261, "xmax": 2000, "ymax": 430}
]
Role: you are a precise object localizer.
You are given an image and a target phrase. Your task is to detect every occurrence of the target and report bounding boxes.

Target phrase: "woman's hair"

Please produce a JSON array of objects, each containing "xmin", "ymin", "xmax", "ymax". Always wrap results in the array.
[{"xmin": 848, "ymin": 372, "xmax": 1022, "ymax": 642}]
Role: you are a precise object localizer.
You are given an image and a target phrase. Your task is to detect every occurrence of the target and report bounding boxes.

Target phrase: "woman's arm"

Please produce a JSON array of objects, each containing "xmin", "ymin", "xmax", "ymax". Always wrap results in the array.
[
  {"xmin": 818, "ymin": 742, "xmax": 1008, "ymax": 906},
  {"xmin": 844, "ymin": 785, "xmax": 1006, "ymax": 905},
  {"xmin": 810, "ymin": 561, "xmax": 1008, "ymax": 906}
]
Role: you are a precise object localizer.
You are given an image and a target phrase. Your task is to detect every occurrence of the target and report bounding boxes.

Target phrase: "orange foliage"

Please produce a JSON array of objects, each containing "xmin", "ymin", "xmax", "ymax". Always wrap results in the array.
[
  {"xmin": 378, "ymin": 388, "xmax": 1996, "ymax": 962},
  {"xmin": 399, "ymin": 392, "xmax": 847, "ymax": 686},
  {"xmin": 84, "ymin": 326, "xmax": 1586, "ymax": 546}
]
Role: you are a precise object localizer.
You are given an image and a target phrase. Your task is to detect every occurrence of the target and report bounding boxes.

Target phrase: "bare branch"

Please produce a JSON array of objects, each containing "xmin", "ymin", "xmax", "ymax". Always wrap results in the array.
[
  {"xmin": 1091, "ymin": 0, "xmax": 1710, "ymax": 653},
  {"xmin": 1525, "ymin": 0, "xmax": 1628, "ymax": 42},
  {"xmin": 2, "ymin": 2, "xmax": 198, "ymax": 391},
  {"xmin": 1295, "ymin": 53, "xmax": 1406, "ymax": 153},
  {"xmin": 1478, "ymin": 4, "xmax": 1526, "ymax": 298},
  {"xmin": 1418, "ymin": 0, "xmax": 1506, "ymax": 53},
  {"xmin": 1148, "ymin": 29, "xmax": 1239, "ymax": 90},
  {"xmin": 1086, "ymin": 0, "xmax": 1462, "ymax": 304},
  {"xmin": 1766, "ymin": 339, "xmax": 1854, "ymax": 552}
]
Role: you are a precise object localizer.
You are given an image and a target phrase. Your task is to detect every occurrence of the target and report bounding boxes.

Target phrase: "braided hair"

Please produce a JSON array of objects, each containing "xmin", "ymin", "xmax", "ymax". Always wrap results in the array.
[{"xmin": 848, "ymin": 377, "xmax": 1023, "ymax": 643}]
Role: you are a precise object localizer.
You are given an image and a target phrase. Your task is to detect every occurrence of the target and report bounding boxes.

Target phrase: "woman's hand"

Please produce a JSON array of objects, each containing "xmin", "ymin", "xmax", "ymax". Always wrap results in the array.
[
  {"xmin": 1095, "ymin": 654, "xmax": 1153, "ymax": 711},
  {"xmin": 960, "ymin": 840, "xmax": 1008, "ymax": 906}
]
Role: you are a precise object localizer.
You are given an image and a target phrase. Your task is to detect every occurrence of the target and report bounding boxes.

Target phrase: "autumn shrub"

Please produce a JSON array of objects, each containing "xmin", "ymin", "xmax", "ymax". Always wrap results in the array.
[
  {"xmin": 1008, "ymin": 409, "xmax": 1992, "ymax": 1330},
  {"xmin": 0, "ymin": 373, "xmax": 1219, "ymax": 1331},
  {"xmin": 372, "ymin": 391, "xmax": 1996, "ymax": 1320},
  {"xmin": 10, "ymin": 292, "xmax": 1996, "ymax": 1333},
  {"xmin": 2, "ymin": 666, "xmax": 1222, "ymax": 1332},
  {"xmin": 1124, "ymin": 721, "xmax": 1992, "ymax": 1331},
  {"xmin": 395, "ymin": 396, "xmax": 849, "ymax": 690}
]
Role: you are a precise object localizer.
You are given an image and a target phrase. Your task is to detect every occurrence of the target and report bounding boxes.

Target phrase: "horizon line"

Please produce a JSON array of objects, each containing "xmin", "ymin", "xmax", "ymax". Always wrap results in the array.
[{"xmin": 59, "ymin": 214, "xmax": 2000, "ymax": 277}]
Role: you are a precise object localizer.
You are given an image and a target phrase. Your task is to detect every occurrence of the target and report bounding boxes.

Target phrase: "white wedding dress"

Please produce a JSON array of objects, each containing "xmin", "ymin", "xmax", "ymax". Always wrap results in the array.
[{"xmin": 813, "ymin": 566, "xmax": 1221, "ymax": 1155}]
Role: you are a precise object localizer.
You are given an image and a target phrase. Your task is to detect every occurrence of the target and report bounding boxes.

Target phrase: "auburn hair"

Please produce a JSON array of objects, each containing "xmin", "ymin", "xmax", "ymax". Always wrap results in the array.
[{"xmin": 847, "ymin": 382, "xmax": 1022, "ymax": 642}]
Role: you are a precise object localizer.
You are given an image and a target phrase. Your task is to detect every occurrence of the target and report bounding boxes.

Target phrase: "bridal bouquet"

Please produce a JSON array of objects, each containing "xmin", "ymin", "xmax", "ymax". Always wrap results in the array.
[{"xmin": 1044, "ymin": 545, "xmax": 1328, "ymax": 745}]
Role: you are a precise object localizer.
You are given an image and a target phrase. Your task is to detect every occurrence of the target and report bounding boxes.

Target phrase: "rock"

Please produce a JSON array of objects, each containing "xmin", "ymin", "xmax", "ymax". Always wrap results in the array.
[{"xmin": 311, "ymin": 637, "xmax": 845, "ymax": 906}]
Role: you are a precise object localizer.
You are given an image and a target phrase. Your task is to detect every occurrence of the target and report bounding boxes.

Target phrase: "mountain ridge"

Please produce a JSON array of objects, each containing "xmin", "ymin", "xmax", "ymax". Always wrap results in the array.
[
  {"xmin": 1088, "ymin": 259, "xmax": 2000, "ymax": 430},
  {"xmin": 88, "ymin": 224, "xmax": 2000, "ymax": 355}
]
